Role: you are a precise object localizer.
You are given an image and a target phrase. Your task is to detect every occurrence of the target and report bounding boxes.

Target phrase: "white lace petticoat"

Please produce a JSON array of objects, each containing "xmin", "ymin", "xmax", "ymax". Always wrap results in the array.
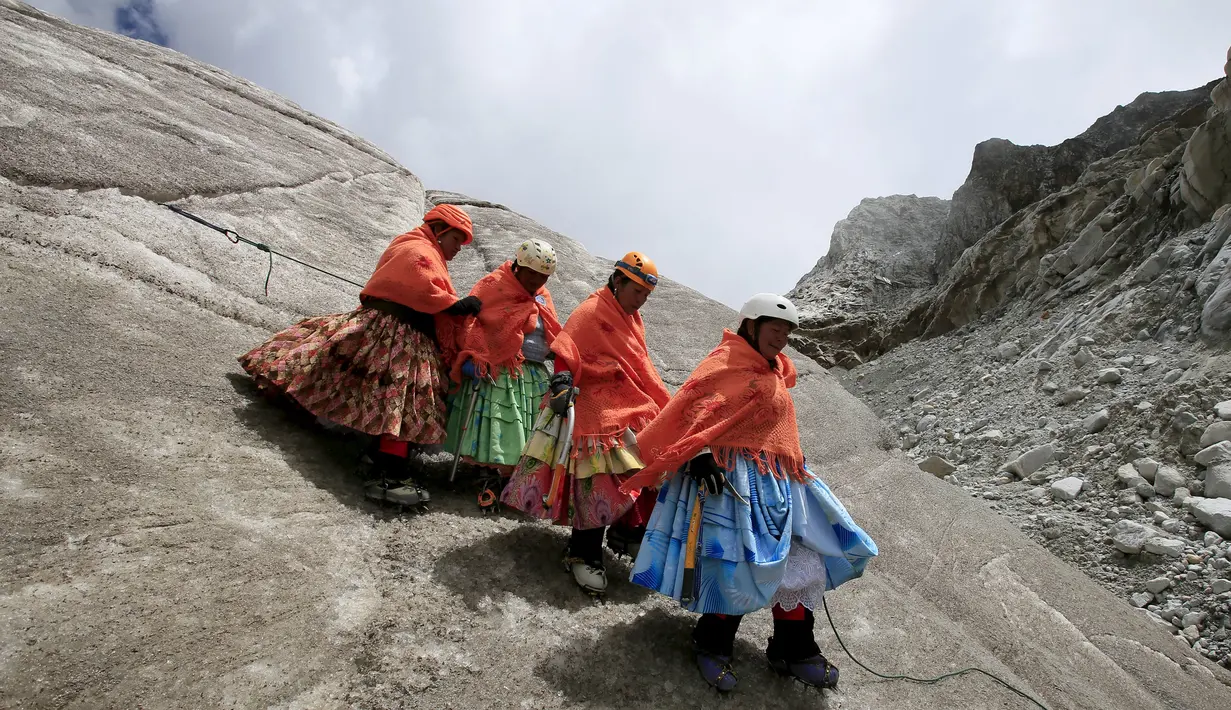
[{"xmin": 770, "ymin": 543, "xmax": 828, "ymax": 612}]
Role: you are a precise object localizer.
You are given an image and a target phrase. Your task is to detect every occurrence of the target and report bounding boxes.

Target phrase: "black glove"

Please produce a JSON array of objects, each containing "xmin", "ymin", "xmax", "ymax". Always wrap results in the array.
[
  {"xmin": 445, "ymin": 295, "xmax": 482, "ymax": 316},
  {"xmin": 549, "ymin": 371, "xmax": 573, "ymax": 416},
  {"xmin": 687, "ymin": 451, "xmax": 724, "ymax": 496}
]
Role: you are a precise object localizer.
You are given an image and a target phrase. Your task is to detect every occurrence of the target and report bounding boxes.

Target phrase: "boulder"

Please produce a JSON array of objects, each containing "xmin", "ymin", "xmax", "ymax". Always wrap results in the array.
[
  {"xmin": 1205, "ymin": 463, "xmax": 1231, "ymax": 499},
  {"xmin": 1109, "ymin": 520, "xmax": 1168, "ymax": 555},
  {"xmin": 1083, "ymin": 409, "xmax": 1111, "ymax": 434},
  {"xmin": 1131, "ymin": 254, "xmax": 1166, "ymax": 284},
  {"xmin": 995, "ymin": 341, "xmax": 1022, "ymax": 360},
  {"xmin": 1216, "ymin": 400, "xmax": 1231, "ymax": 420},
  {"xmin": 1201, "ymin": 421, "xmax": 1231, "ymax": 448},
  {"xmin": 1143, "ymin": 537, "xmax": 1185, "ymax": 557},
  {"xmin": 1134, "ymin": 458, "xmax": 1161, "ymax": 482},
  {"xmin": 1154, "ymin": 466, "xmax": 1187, "ymax": 498},
  {"xmin": 1060, "ymin": 388, "xmax": 1090, "ymax": 405},
  {"xmin": 1145, "ymin": 577, "xmax": 1172, "ymax": 593},
  {"xmin": 1051, "ymin": 477, "xmax": 1085, "ymax": 501},
  {"xmin": 917, "ymin": 455, "xmax": 957, "ymax": 478},
  {"xmin": 1192, "ymin": 498, "xmax": 1231, "ymax": 537},
  {"xmin": 1195, "ymin": 442, "xmax": 1231, "ymax": 467},
  {"xmin": 1002, "ymin": 444, "xmax": 1056, "ymax": 479},
  {"xmin": 1117, "ymin": 463, "xmax": 1146, "ymax": 486},
  {"xmin": 1098, "ymin": 368, "xmax": 1123, "ymax": 384}
]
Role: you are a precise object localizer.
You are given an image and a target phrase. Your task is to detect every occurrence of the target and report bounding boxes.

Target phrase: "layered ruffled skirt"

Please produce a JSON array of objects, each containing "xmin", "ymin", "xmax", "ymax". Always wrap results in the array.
[
  {"xmin": 500, "ymin": 407, "xmax": 656, "ymax": 530},
  {"xmin": 237, "ymin": 307, "xmax": 449, "ymax": 444},
  {"xmin": 442, "ymin": 362, "xmax": 551, "ymax": 473},
  {"xmin": 630, "ymin": 454, "xmax": 878, "ymax": 616}
]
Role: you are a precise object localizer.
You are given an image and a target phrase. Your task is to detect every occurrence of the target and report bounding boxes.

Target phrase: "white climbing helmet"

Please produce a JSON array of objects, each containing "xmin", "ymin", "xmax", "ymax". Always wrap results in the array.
[
  {"xmin": 515, "ymin": 238, "xmax": 557, "ymax": 275},
  {"xmin": 738, "ymin": 293, "xmax": 799, "ymax": 327}
]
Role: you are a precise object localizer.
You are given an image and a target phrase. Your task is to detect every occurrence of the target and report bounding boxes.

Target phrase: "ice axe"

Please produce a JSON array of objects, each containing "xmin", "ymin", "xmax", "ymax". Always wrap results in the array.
[
  {"xmin": 448, "ymin": 371, "xmax": 493, "ymax": 483},
  {"xmin": 542, "ymin": 386, "xmax": 578, "ymax": 510},
  {"xmin": 680, "ymin": 479, "xmax": 706, "ymax": 605}
]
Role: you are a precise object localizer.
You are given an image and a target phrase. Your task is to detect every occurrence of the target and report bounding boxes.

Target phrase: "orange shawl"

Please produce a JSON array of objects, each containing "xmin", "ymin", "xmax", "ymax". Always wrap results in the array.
[
  {"xmin": 552, "ymin": 287, "xmax": 670, "ymax": 442},
  {"xmin": 359, "ymin": 227, "xmax": 458, "ymax": 315},
  {"xmin": 620, "ymin": 329, "xmax": 809, "ymax": 493},
  {"xmin": 448, "ymin": 261, "xmax": 562, "ymax": 382}
]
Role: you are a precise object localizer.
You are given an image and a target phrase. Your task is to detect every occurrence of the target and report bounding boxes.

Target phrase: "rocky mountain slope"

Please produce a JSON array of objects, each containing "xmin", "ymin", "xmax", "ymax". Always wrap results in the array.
[
  {"xmin": 2, "ymin": 3, "xmax": 1230, "ymax": 709},
  {"xmin": 791, "ymin": 78, "xmax": 1229, "ymax": 366},
  {"xmin": 788, "ymin": 195, "xmax": 949, "ymax": 368},
  {"xmin": 790, "ymin": 46, "xmax": 1231, "ymax": 669}
]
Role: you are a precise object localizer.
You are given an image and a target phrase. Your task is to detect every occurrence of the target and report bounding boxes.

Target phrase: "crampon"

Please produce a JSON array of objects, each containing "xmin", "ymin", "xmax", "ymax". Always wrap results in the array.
[{"xmin": 475, "ymin": 472, "xmax": 505, "ymax": 514}]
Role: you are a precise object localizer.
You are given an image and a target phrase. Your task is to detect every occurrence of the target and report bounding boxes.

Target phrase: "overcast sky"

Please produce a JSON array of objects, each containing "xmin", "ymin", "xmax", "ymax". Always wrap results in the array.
[{"xmin": 30, "ymin": 0, "xmax": 1231, "ymax": 307}]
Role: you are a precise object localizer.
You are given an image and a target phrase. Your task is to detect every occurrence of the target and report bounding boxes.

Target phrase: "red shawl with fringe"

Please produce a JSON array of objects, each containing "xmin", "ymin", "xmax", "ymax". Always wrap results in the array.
[
  {"xmin": 448, "ymin": 261, "xmax": 561, "ymax": 382},
  {"xmin": 620, "ymin": 329, "xmax": 810, "ymax": 492},
  {"xmin": 551, "ymin": 287, "xmax": 670, "ymax": 442}
]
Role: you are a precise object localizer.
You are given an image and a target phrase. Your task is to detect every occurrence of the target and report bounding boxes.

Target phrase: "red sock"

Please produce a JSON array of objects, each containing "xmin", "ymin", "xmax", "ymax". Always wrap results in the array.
[
  {"xmin": 378, "ymin": 436, "xmax": 409, "ymax": 457},
  {"xmin": 771, "ymin": 603, "xmax": 806, "ymax": 621}
]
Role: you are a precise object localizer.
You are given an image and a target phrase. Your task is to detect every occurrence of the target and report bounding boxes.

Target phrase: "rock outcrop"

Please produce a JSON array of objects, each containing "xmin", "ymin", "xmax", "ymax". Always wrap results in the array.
[
  {"xmin": 790, "ymin": 74, "xmax": 1231, "ymax": 365},
  {"xmin": 788, "ymin": 195, "xmax": 949, "ymax": 367},
  {"xmin": 2, "ymin": 3, "xmax": 1230, "ymax": 709},
  {"xmin": 935, "ymin": 86, "xmax": 1218, "ymax": 278}
]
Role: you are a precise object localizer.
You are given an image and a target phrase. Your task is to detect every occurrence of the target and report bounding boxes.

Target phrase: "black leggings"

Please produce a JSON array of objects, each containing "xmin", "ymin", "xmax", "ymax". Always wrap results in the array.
[
  {"xmin": 693, "ymin": 608, "xmax": 822, "ymax": 661},
  {"xmin": 568, "ymin": 527, "xmax": 606, "ymax": 565}
]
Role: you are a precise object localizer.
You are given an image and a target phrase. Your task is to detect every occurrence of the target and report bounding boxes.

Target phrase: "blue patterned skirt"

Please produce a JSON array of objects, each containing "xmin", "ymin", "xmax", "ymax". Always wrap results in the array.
[{"xmin": 630, "ymin": 453, "xmax": 878, "ymax": 616}]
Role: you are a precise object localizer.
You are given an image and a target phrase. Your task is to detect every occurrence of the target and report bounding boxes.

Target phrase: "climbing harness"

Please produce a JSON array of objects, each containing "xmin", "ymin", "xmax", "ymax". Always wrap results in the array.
[
  {"xmin": 160, "ymin": 203, "xmax": 364, "ymax": 295},
  {"xmin": 820, "ymin": 597, "xmax": 1050, "ymax": 709}
]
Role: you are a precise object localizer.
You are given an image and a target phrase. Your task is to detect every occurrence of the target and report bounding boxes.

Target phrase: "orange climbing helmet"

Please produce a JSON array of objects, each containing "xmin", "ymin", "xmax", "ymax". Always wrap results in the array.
[
  {"xmin": 614, "ymin": 251, "xmax": 659, "ymax": 290},
  {"xmin": 424, "ymin": 203, "xmax": 474, "ymax": 245}
]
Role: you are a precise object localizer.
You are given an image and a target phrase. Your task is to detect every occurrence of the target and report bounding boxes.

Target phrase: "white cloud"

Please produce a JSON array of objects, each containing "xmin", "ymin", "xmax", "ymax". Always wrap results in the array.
[{"xmin": 24, "ymin": 0, "xmax": 1231, "ymax": 307}]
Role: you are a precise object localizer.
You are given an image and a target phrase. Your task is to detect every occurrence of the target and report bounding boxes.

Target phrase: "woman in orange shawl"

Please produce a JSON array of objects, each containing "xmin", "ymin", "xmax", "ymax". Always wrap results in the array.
[
  {"xmin": 238, "ymin": 203, "xmax": 481, "ymax": 508},
  {"xmin": 621, "ymin": 294, "xmax": 877, "ymax": 693},
  {"xmin": 442, "ymin": 239, "xmax": 561, "ymax": 512},
  {"xmin": 501, "ymin": 252, "xmax": 670, "ymax": 595}
]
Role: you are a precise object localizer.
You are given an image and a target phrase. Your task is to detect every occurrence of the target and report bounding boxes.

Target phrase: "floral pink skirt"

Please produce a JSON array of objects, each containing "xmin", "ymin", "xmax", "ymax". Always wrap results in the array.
[{"xmin": 237, "ymin": 307, "xmax": 449, "ymax": 444}]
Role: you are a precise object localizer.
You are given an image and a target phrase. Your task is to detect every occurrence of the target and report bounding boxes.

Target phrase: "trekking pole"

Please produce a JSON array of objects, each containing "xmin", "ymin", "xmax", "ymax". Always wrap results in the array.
[
  {"xmin": 448, "ymin": 384, "xmax": 482, "ymax": 483},
  {"xmin": 542, "ymin": 387, "xmax": 578, "ymax": 510}
]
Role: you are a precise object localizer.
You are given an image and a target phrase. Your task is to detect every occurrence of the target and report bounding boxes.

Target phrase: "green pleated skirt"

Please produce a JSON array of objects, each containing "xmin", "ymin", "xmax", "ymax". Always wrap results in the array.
[{"xmin": 443, "ymin": 362, "xmax": 551, "ymax": 472}]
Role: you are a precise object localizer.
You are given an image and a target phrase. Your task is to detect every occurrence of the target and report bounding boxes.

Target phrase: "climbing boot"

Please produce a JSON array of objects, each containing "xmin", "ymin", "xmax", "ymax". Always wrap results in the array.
[
  {"xmin": 691, "ymin": 613, "xmax": 743, "ymax": 692},
  {"xmin": 562, "ymin": 552, "xmax": 607, "ymax": 595},
  {"xmin": 767, "ymin": 653, "xmax": 839, "ymax": 689},
  {"xmin": 365, "ymin": 452, "xmax": 431, "ymax": 508},
  {"xmin": 693, "ymin": 643, "xmax": 738, "ymax": 692},
  {"xmin": 766, "ymin": 608, "xmax": 838, "ymax": 689}
]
